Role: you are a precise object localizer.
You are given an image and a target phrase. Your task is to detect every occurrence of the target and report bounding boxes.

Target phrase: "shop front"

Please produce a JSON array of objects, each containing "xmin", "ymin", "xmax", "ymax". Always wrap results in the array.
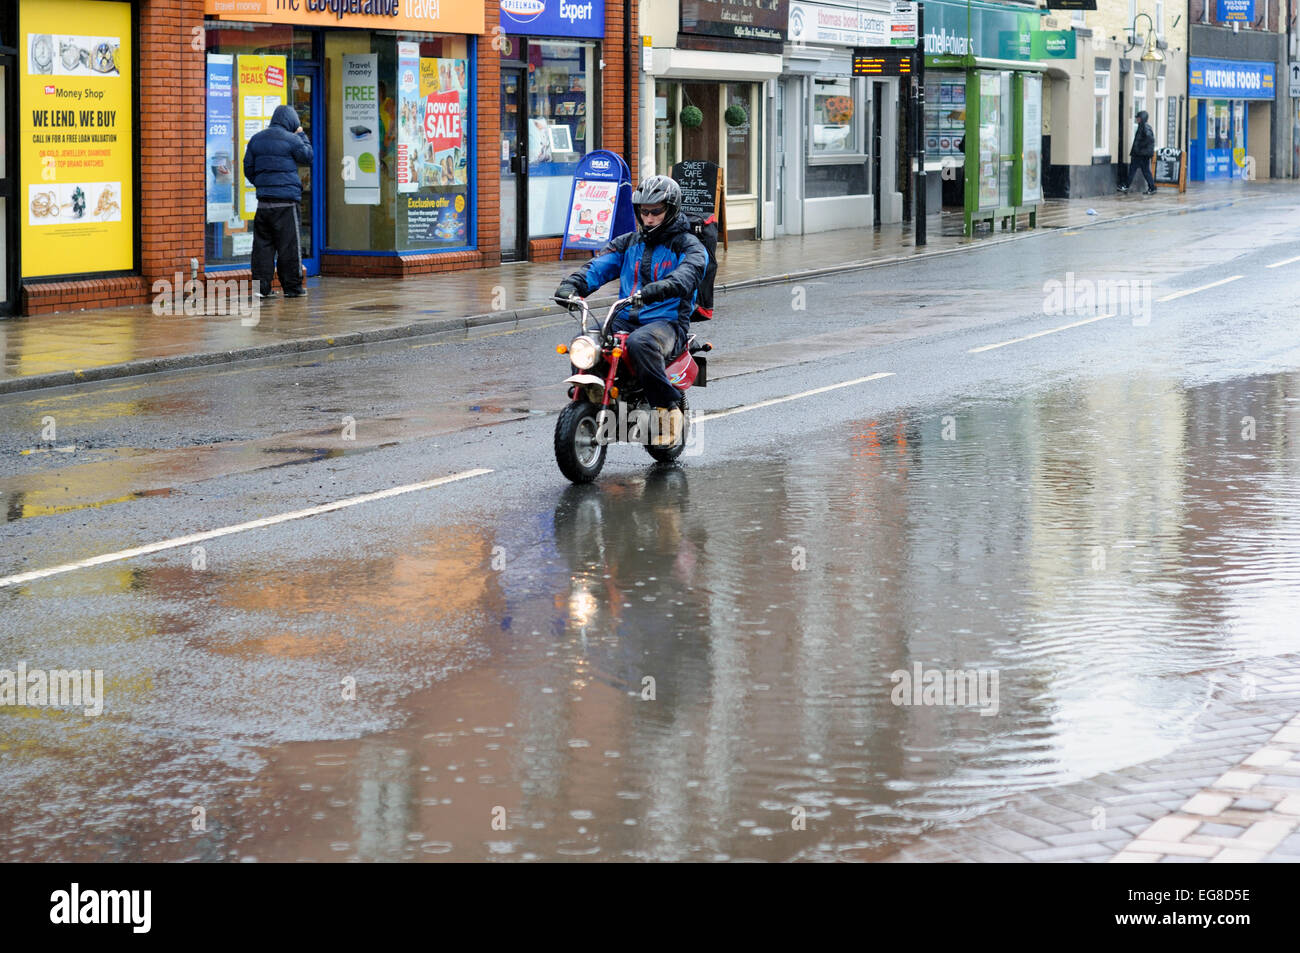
[
  {"xmin": 779, "ymin": 0, "xmax": 901, "ymax": 236},
  {"xmin": 13, "ymin": 0, "xmax": 138, "ymax": 315},
  {"xmin": 203, "ymin": 3, "xmax": 485, "ymax": 279},
  {"xmin": 644, "ymin": 0, "xmax": 786, "ymax": 241},
  {"xmin": 920, "ymin": 0, "xmax": 1050, "ymax": 217},
  {"xmin": 498, "ymin": 1, "xmax": 605, "ymax": 261},
  {"xmin": 1188, "ymin": 57, "xmax": 1274, "ymax": 181}
]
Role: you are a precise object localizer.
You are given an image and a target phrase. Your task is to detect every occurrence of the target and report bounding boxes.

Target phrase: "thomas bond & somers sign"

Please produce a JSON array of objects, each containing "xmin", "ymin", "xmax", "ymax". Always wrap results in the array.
[{"xmin": 681, "ymin": 0, "xmax": 790, "ymax": 43}]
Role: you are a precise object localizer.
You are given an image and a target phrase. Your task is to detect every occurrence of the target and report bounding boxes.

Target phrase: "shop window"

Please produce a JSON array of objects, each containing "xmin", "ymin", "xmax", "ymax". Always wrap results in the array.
[
  {"xmin": 527, "ymin": 41, "xmax": 597, "ymax": 238},
  {"xmin": 661, "ymin": 80, "xmax": 759, "ymax": 198},
  {"xmin": 924, "ymin": 73, "xmax": 966, "ymax": 161},
  {"xmin": 327, "ymin": 31, "xmax": 471, "ymax": 253},
  {"xmin": 811, "ymin": 76, "xmax": 861, "ymax": 156},
  {"xmin": 724, "ymin": 83, "xmax": 756, "ymax": 196},
  {"xmin": 654, "ymin": 80, "xmax": 677, "ymax": 176},
  {"xmin": 1133, "ymin": 72, "xmax": 1146, "ymax": 119},
  {"xmin": 204, "ymin": 22, "xmax": 300, "ymax": 266},
  {"xmin": 1156, "ymin": 76, "xmax": 1166, "ymax": 149},
  {"xmin": 1094, "ymin": 70, "xmax": 1110, "ymax": 156}
]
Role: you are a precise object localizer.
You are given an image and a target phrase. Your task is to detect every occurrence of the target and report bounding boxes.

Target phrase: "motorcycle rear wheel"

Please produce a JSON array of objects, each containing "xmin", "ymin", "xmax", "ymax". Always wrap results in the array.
[
  {"xmin": 644, "ymin": 396, "xmax": 691, "ymax": 464},
  {"xmin": 555, "ymin": 400, "xmax": 607, "ymax": 483}
]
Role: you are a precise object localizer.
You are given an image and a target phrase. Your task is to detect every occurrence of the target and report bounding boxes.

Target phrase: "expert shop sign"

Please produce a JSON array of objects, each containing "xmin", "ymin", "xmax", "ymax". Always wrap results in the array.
[{"xmin": 681, "ymin": 0, "xmax": 790, "ymax": 43}]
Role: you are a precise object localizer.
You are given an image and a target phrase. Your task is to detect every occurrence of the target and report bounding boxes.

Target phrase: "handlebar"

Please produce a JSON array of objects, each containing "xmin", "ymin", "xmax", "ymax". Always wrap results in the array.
[{"xmin": 559, "ymin": 294, "xmax": 640, "ymax": 337}]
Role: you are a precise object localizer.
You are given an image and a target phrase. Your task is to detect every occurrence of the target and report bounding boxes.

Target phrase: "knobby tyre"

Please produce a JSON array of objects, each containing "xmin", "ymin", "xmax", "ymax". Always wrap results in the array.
[{"xmin": 555, "ymin": 400, "xmax": 607, "ymax": 483}]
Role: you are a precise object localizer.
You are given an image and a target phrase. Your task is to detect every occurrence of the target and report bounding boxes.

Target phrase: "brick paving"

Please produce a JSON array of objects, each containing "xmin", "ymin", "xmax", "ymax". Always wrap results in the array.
[{"xmin": 882, "ymin": 655, "xmax": 1300, "ymax": 862}]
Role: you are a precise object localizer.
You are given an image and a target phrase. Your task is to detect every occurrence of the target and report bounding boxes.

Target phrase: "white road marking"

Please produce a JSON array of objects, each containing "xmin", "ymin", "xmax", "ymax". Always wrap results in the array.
[
  {"xmin": 968, "ymin": 314, "xmax": 1115, "ymax": 354},
  {"xmin": 1266, "ymin": 256, "xmax": 1300, "ymax": 269},
  {"xmin": 1156, "ymin": 275, "xmax": 1243, "ymax": 302},
  {"xmin": 0, "ymin": 468, "xmax": 493, "ymax": 590},
  {"xmin": 697, "ymin": 373, "xmax": 894, "ymax": 422}
]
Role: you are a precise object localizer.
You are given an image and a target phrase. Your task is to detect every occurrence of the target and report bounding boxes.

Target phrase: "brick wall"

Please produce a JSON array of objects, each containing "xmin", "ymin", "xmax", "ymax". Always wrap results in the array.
[
  {"xmin": 602, "ymin": 0, "xmax": 639, "ymax": 174},
  {"xmin": 477, "ymin": 1, "xmax": 502, "ymax": 267}
]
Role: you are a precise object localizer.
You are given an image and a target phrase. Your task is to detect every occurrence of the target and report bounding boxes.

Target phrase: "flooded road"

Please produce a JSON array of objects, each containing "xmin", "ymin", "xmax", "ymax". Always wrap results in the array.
[
  {"xmin": 4, "ymin": 366, "xmax": 1299, "ymax": 861},
  {"xmin": 4, "ymin": 200, "xmax": 1300, "ymax": 861}
]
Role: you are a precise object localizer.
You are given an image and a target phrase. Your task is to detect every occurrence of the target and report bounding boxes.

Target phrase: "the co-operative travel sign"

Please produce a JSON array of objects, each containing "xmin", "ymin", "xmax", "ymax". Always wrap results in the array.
[
  {"xmin": 1216, "ymin": 0, "xmax": 1255, "ymax": 23},
  {"xmin": 499, "ymin": 0, "xmax": 605, "ymax": 37},
  {"xmin": 1189, "ymin": 57, "xmax": 1275, "ymax": 99}
]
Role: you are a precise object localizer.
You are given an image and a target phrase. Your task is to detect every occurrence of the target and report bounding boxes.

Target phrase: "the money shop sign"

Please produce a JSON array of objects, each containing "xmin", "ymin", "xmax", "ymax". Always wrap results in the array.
[{"xmin": 21, "ymin": 0, "xmax": 134, "ymax": 277}]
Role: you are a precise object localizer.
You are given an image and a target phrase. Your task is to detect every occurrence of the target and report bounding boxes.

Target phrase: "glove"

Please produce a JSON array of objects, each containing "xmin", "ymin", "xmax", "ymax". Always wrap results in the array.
[
  {"xmin": 554, "ymin": 279, "xmax": 582, "ymax": 304},
  {"xmin": 639, "ymin": 281, "xmax": 671, "ymax": 305}
]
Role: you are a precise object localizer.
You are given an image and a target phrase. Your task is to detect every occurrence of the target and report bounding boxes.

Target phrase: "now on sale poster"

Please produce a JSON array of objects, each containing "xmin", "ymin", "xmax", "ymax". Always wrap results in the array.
[{"xmin": 21, "ymin": 0, "xmax": 134, "ymax": 277}]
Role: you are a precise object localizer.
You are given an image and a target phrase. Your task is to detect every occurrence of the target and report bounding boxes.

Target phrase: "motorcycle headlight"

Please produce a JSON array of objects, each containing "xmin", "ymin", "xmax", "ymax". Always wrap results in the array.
[{"xmin": 569, "ymin": 335, "xmax": 601, "ymax": 370}]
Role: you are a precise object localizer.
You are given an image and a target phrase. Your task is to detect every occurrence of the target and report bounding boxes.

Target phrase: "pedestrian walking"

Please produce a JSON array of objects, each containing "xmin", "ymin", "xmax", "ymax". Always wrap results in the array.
[
  {"xmin": 1118, "ymin": 110, "xmax": 1157, "ymax": 195},
  {"xmin": 243, "ymin": 104, "xmax": 312, "ymax": 298}
]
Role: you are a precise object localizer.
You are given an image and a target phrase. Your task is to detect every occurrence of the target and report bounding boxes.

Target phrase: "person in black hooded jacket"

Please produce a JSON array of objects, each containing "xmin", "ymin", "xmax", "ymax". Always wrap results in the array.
[
  {"xmin": 1119, "ymin": 109, "xmax": 1157, "ymax": 195},
  {"xmin": 243, "ymin": 104, "xmax": 312, "ymax": 297}
]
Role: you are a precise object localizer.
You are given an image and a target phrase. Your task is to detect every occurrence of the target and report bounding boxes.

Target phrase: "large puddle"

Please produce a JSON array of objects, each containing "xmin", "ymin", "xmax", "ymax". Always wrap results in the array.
[{"xmin": 3, "ymin": 369, "xmax": 1299, "ymax": 860}]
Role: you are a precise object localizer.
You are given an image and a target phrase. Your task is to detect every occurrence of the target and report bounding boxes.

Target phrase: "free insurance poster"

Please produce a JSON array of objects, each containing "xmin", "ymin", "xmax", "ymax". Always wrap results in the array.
[
  {"xmin": 342, "ymin": 53, "xmax": 380, "ymax": 205},
  {"xmin": 21, "ymin": 0, "xmax": 134, "ymax": 277}
]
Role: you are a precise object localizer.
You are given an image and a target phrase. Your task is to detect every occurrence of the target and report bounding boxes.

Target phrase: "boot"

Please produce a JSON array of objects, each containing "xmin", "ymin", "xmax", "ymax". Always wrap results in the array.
[{"xmin": 653, "ymin": 407, "xmax": 683, "ymax": 446}]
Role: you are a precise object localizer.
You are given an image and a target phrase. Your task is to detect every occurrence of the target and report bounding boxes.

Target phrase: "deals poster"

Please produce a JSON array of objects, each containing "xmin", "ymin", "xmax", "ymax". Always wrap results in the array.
[
  {"xmin": 236, "ymin": 54, "xmax": 287, "ymax": 219},
  {"xmin": 21, "ymin": 0, "xmax": 133, "ymax": 277},
  {"xmin": 341, "ymin": 53, "xmax": 380, "ymax": 205}
]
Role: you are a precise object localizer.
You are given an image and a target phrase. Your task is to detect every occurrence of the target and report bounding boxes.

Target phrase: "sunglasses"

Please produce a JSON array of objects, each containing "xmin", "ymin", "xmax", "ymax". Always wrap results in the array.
[{"xmin": 638, "ymin": 205, "xmax": 667, "ymax": 216}]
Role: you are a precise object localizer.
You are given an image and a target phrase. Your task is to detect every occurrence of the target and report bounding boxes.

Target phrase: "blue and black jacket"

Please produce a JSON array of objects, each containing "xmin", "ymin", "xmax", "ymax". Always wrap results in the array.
[
  {"xmin": 243, "ymin": 105, "xmax": 313, "ymax": 203},
  {"xmin": 566, "ymin": 214, "xmax": 709, "ymax": 344}
]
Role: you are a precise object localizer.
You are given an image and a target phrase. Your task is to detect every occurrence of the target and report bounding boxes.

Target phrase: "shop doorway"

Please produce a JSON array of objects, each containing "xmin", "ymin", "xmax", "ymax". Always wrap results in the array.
[
  {"xmin": 500, "ymin": 66, "xmax": 528, "ymax": 261},
  {"xmin": 290, "ymin": 65, "xmax": 322, "ymax": 277}
]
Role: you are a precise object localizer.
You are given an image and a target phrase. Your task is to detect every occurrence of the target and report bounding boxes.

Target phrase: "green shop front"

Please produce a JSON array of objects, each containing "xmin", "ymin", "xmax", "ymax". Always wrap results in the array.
[{"xmin": 920, "ymin": 0, "xmax": 1052, "ymax": 235}]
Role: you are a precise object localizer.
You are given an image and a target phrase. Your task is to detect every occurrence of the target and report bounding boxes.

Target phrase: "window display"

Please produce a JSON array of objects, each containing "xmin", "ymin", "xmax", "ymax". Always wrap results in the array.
[
  {"xmin": 924, "ymin": 74, "xmax": 966, "ymax": 159},
  {"xmin": 527, "ymin": 41, "xmax": 595, "ymax": 237}
]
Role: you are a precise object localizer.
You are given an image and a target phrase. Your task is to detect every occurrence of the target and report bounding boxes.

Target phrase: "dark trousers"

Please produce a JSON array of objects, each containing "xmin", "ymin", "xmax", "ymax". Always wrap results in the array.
[
  {"xmin": 612, "ymin": 315, "xmax": 683, "ymax": 409},
  {"xmin": 251, "ymin": 203, "xmax": 303, "ymax": 294},
  {"xmin": 1125, "ymin": 156, "xmax": 1155, "ymax": 191}
]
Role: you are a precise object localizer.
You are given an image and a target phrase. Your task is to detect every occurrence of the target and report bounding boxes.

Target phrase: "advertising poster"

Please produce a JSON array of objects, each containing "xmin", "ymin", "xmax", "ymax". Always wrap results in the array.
[
  {"xmin": 564, "ymin": 179, "xmax": 619, "ymax": 248},
  {"xmin": 236, "ymin": 54, "xmax": 287, "ymax": 219},
  {"xmin": 342, "ymin": 53, "xmax": 380, "ymax": 205},
  {"xmin": 404, "ymin": 56, "xmax": 469, "ymax": 245},
  {"xmin": 416, "ymin": 57, "xmax": 468, "ymax": 188},
  {"xmin": 206, "ymin": 54, "xmax": 234, "ymax": 223},
  {"xmin": 396, "ymin": 42, "xmax": 420, "ymax": 194},
  {"xmin": 977, "ymin": 73, "xmax": 1001, "ymax": 210},
  {"xmin": 21, "ymin": 0, "xmax": 133, "ymax": 277},
  {"xmin": 1021, "ymin": 74, "xmax": 1042, "ymax": 205}
]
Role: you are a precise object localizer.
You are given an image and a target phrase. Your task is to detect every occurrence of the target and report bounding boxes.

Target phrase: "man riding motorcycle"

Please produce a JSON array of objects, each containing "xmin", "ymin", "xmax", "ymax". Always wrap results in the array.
[{"xmin": 555, "ymin": 174, "xmax": 708, "ymax": 445}]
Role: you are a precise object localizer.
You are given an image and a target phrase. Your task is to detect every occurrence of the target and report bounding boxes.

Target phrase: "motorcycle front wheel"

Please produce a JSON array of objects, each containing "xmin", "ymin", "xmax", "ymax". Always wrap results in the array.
[{"xmin": 554, "ymin": 400, "xmax": 608, "ymax": 483}]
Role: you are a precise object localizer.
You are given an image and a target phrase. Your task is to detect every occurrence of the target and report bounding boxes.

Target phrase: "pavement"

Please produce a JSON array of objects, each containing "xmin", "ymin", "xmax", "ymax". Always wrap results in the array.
[
  {"xmin": 881, "ymin": 654, "xmax": 1300, "ymax": 862},
  {"xmin": 0, "ymin": 179, "xmax": 1280, "ymax": 396}
]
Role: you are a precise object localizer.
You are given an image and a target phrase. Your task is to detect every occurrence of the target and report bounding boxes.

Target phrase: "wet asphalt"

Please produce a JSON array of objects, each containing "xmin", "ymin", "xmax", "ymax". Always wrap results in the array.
[{"xmin": 3, "ymin": 196, "xmax": 1300, "ymax": 860}]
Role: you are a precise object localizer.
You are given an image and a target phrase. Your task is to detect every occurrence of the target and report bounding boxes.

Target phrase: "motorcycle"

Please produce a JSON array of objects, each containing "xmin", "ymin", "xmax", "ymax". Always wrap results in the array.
[{"xmin": 553, "ymin": 294, "xmax": 712, "ymax": 484}]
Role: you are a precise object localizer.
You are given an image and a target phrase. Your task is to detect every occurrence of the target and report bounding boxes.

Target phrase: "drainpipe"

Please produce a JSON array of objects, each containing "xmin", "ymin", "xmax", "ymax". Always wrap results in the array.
[{"xmin": 625, "ymin": 0, "xmax": 634, "ymax": 170}]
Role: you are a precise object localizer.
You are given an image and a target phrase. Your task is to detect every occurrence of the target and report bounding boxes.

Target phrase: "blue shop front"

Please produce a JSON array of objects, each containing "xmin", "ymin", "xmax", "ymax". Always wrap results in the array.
[{"xmin": 1188, "ymin": 57, "xmax": 1275, "ymax": 181}]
